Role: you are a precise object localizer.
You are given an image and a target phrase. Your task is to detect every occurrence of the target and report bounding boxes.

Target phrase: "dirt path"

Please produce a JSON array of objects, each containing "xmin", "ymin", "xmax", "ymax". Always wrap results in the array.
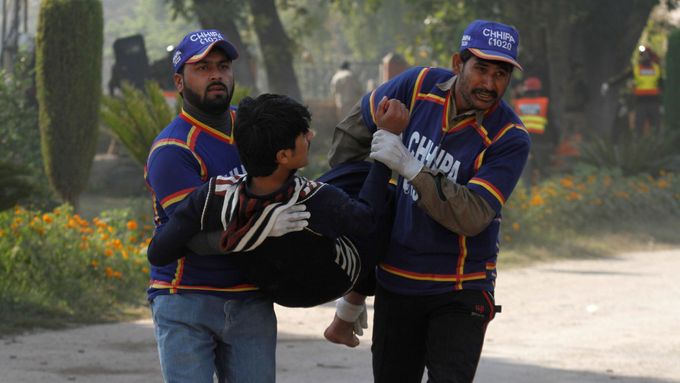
[{"xmin": 2, "ymin": 249, "xmax": 679, "ymax": 383}]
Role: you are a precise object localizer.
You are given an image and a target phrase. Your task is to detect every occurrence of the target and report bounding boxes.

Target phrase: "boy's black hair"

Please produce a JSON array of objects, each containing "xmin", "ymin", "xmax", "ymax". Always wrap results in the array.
[
  {"xmin": 235, "ymin": 94, "xmax": 311, "ymax": 177},
  {"xmin": 460, "ymin": 49, "xmax": 513, "ymax": 74}
]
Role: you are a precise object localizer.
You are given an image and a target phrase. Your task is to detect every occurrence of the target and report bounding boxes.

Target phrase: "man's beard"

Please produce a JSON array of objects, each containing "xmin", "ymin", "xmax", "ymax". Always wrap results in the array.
[{"xmin": 183, "ymin": 82, "xmax": 233, "ymax": 115}]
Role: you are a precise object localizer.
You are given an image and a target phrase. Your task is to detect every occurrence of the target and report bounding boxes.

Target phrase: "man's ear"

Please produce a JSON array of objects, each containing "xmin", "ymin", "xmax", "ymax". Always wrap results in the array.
[
  {"xmin": 451, "ymin": 53, "xmax": 463, "ymax": 75},
  {"xmin": 174, "ymin": 73, "xmax": 184, "ymax": 93}
]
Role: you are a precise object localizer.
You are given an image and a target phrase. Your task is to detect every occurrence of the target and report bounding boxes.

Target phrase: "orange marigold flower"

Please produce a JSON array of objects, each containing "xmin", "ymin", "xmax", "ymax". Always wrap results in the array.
[
  {"xmin": 565, "ymin": 191, "xmax": 582, "ymax": 201},
  {"xmin": 113, "ymin": 271, "xmax": 123, "ymax": 279},
  {"xmin": 79, "ymin": 242, "xmax": 90, "ymax": 250},
  {"xmin": 91, "ymin": 259, "xmax": 99, "ymax": 268},
  {"xmin": 112, "ymin": 239, "xmax": 123, "ymax": 250},
  {"xmin": 100, "ymin": 233, "xmax": 110, "ymax": 241},
  {"xmin": 511, "ymin": 222, "xmax": 520, "ymax": 231},
  {"xmin": 104, "ymin": 267, "xmax": 114, "ymax": 278},
  {"xmin": 529, "ymin": 193, "xmax": 545, "ymax": 206},
  {"xmin": 121, "ymin": 250, "xmax": 129, "ymax": 260},
  {"xmin": 560, "ymin": 177, "xmax": 574, "ymax": 188},
  {"xmin": 657, "ymin": 179, "xmax": 669, "ymax": 189},
  {"xmin": 104, "ymin": 248, "xmax": 114, "ymax": 257},
  {"xmin": 126, "ymin": 220, "xmax": 138, "ymax": 231},
  {"xmin": 0, "ymin": 229, "xmax": 5, "ymax": 237},
  {"xmin": 129, "ymin": 235, "xmax": 138, "ymax": 244},
  {"xmin": 42, "ymin": 214, "xmax": 53, "ymax": 224},
  {"xmin": 142, "ymin": 267, "xmax": 149, "ymax": 274}
]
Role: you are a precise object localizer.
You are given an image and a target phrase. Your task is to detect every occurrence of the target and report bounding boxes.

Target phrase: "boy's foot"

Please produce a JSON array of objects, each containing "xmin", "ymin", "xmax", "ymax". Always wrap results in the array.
[{"xmin": 324, "ymin": 315, "xmax": 360, "ymax": 348}]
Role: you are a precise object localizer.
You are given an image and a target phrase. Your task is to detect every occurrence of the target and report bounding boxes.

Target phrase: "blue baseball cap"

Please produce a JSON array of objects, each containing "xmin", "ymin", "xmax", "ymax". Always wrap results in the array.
[
  {"xmin": 172, "ymin": 29, "xmax": 239, "ymax": 73},
  {"xmin": 459, "ymin": 20, "xmax": 522, "ymax": 71}
]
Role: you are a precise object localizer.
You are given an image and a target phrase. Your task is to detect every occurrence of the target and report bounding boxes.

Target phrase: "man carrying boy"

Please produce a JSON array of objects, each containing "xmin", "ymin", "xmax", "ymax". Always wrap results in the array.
[
  {"xmin": 148, "ymin": 93, "xmax": 405, "ymax": 309},
  {"xmin": 325, "ymin": 19, "xmax": 530, "ymax": 382}
]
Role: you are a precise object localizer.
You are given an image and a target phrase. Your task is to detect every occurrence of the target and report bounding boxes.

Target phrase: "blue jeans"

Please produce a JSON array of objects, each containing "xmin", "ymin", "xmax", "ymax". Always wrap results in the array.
[{"xmin": 150, "ymin": 293, "xmax": 277, "ymax": 383}]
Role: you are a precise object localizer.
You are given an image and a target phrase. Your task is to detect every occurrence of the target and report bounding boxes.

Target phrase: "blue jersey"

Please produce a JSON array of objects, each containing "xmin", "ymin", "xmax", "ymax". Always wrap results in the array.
[
  {"xmin": 361, "ymin": 66, "xmax": 530, "ymax": 295},
  {"xmin": 144, "ymin": 108, "xmax": 250, "ymax": 301}
]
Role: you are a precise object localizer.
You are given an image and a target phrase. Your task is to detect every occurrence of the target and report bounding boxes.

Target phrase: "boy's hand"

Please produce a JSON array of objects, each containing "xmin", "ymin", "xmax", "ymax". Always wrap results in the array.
[{"xmin": 375, "ymin": 96, "xmax": 409, "ymax": 134}]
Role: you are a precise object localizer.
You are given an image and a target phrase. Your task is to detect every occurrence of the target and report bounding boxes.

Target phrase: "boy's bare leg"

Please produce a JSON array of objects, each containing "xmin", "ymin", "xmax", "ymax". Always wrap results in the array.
[{"xmin": 324, "ymin": 291, "xmax": 367, "ymax": 348}]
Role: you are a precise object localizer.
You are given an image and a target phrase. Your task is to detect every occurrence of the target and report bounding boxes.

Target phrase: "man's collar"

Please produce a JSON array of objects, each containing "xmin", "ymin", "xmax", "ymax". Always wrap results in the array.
[{"xmin": 436, "ymin": 75, "xmax": 485, "ymax": 125}]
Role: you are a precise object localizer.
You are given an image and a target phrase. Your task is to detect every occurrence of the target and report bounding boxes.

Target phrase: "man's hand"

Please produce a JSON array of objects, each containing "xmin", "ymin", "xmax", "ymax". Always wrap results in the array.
[
  {"xmin": 268, "ymin": 204, "xmax": 310, "ymax": 237},
  {"xmin": 370, "ymin": 130, "xmax": 423, "ymax": 181},
  {"xmin": 375, "ymin": 96, "xmax": 410, "ymax": 134}
]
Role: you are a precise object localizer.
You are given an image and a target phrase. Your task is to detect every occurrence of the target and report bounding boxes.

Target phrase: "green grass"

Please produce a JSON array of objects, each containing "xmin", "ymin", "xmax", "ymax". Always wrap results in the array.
[{"xmin": 500, "ymin": 217, "xmax": 680, "ymax": 268}]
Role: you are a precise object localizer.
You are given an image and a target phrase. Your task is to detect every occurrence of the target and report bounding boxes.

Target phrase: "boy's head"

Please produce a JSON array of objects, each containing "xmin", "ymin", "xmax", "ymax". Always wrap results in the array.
[{"xmin": 235, "ymin": 94, "xmax": 313, "ymax": 177}]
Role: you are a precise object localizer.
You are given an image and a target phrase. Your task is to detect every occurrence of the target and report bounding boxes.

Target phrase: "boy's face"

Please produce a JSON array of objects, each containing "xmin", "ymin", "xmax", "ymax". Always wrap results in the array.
[{"xmin": 285, "ymin": 130, "xmax": 314, "ymax": 170}]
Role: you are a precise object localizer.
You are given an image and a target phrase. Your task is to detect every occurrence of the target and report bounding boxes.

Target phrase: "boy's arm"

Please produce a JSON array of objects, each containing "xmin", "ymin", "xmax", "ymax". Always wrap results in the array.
[{"xmin": 186, "ymin": 205, "xmax": 310, "ymax": 255}]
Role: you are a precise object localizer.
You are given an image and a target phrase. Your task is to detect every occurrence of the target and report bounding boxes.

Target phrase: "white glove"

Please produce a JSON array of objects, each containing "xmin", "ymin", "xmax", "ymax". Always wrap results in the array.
[
  {"xmin": 335, "ymin": 297, "xmax": 368, "ymax": 336},
  {"xmin": 268, "ymin": 204, "xmax": 310, "ymax": 237},
  {"xmin": 370, "ymin": 129, "xmax": 423, "ymax": 181}
]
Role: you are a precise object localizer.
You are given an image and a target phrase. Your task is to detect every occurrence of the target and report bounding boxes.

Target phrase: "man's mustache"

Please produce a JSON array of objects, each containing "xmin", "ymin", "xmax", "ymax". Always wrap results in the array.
[{"xmin": 472, "ymin": 89, "xmax": 497, "ymax": 99}]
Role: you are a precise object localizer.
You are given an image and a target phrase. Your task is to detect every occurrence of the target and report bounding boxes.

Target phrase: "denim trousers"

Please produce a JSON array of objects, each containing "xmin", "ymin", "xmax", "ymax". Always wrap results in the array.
[
  {"xmin": 150, "ymin": 293, "xmax": 277, "ymax": 383},
  {"xmin": 371, "ymin": 285, "xmax": 496, "ymax": 383}
]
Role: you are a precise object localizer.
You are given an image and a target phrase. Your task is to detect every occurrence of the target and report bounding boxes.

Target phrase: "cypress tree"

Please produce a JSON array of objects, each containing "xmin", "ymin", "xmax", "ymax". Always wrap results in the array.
[
  {"xmin": 36, "ymin": 0, "xmax": 103, "ymax": 208},
  {"xmin": 664, "ymin": 28, "xmax": 680, "ymax": 132}
]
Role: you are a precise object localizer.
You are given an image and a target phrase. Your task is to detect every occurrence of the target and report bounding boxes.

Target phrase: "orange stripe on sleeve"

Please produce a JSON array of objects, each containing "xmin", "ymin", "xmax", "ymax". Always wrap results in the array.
[
  {"xmin": 369, "ymin": 90, "xmax": 377, "ymax": 125},
  {"xmin": 469, "ymin": 178, "xmax": 506, "ymax": 206},
  {"xmin": 160, "ymin": 187, "xmax": 197, "ymax": 209},
  {"xmin": 409, "ymin": 67, "xmax": 429, "ymax": 114}
]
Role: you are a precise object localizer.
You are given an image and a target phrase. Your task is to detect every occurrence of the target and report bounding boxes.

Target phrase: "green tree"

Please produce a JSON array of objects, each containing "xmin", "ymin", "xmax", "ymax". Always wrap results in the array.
[
  {"xmin": 36, "ymin": 0, "xmax": 103, "ymax": 209},
  {"xmin": 0, "ymin": 53, "xmax": 42, "ymax": 175},
  {"xmin": 334, "ymin": 0, "xmax": 658, "ymax": 143},
  {"xmin": 664, "ymin": 28, "xmax": 680, "ymax": 132}
]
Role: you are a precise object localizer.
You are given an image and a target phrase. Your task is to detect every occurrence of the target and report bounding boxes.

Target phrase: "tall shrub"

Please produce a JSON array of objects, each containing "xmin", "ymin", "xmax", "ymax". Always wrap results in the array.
[
  {"xmin": 36, "ymin": 0, "xmax": 103, "ymax": 208},
  {"xmin": 101, "ymin": 81, "xmax": 173, "ymax": 166},
  {"xmin": 664, "ymin": 28, "xmax": 680, "ymax": 132}
]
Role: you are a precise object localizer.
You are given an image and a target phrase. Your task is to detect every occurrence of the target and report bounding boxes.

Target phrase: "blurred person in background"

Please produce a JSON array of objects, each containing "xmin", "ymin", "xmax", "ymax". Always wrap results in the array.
[
  {"xmin": 331, "ymin": 60, "xmax": 363, "ymax": 122},
  {"xmin": 324, "ymin": 19, "xmax": 530, "ymax": 383},
  {"xmin": 632, "ymin": 46, "xmax": 663, "ymax": 136},
  {"xmin": 601, "ymin": 45, "xmax": 663, "ymax": 138},
  {"xmin": 513, "ymin": 76, "xmax": 551, "ymax": 185}
]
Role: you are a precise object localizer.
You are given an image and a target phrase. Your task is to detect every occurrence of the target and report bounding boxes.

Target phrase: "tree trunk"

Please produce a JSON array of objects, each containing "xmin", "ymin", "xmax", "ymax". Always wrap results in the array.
[
  {"xmin": 192, "ymin": 0, "xmax": 259, "ymax": 93},
  {"xmin": 249, "ymin": 0, "xmax": 302, "ymax": 102},
  {"xmin": 581, "ymin": 0, "xmax": 657, "ymax": 138}
]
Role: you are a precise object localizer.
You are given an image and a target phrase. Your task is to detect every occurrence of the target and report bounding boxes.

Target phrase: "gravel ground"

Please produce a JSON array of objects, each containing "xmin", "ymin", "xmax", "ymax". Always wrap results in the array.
[{"xmin": 1, "ymin": 249, "xmax": 679, "ymax": 383}]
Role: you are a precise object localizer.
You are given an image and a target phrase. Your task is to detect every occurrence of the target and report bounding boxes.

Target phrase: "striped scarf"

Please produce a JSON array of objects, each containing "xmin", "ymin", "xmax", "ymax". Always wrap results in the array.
[{"xmin": 214, "ymin": 174, "xmax": 322, "ymax": 253}]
